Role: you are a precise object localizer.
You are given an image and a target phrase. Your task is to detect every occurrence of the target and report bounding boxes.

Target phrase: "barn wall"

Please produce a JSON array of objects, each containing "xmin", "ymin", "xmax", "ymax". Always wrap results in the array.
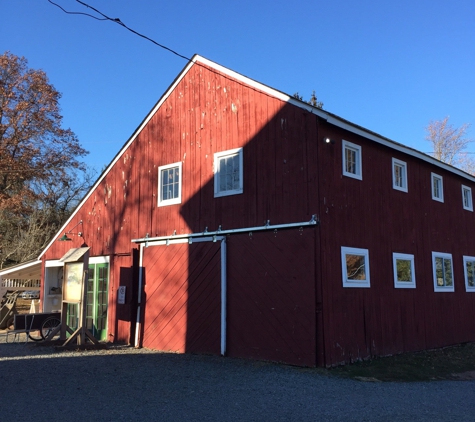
[
  {"xmin": 40, "ymin": 58, "xmax": 475, "ymax": 366},
  {"xmin": 226, "ymin": 229, "xmax": 317, "ymax": 366},
  {"xmin": 41, "ymin": 62, "xmax": 322, "ymax": 352},
  {"xmin": 316, "ymin": 122, "xmax": 475, "ymax": 366}
]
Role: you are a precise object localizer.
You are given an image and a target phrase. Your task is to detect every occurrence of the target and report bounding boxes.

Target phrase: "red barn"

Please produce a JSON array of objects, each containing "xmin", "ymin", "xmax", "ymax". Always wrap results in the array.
[{"xmin": 33, "ymin": 55, "xmax": 475, "ymax": 366}]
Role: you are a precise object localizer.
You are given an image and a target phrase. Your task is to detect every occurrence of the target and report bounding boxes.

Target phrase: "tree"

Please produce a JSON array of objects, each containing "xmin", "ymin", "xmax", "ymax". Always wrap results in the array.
[
  {"xmin": 293, "ymin": 91, "xmax": 324, "ymax": 109},
  {"xmin": 425, "ymin": 116, "xmax": 474, "ymax": 174},
  {"xmin": 0, "ymin": 51, "xmax": 91, "ymax": 268}
]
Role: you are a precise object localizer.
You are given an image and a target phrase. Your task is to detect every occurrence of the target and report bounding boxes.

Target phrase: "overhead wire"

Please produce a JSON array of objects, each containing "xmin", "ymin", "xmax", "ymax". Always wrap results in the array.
[
  {"xmin": 45, "ymin": 0, "xmax": 291, "ymax": 93},
  {"xmin": 47, "ymin": 0, "xmax": 192, "ymax": 62},
  {"xmin": 47, "ymin": 0, "xmax": 107, "ymax": 21}
]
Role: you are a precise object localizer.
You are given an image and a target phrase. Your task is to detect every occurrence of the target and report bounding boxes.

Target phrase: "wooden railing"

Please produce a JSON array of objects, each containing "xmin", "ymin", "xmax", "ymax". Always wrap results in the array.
[{"xmin": 1, "ymin": 279, "xmax": 41, "ymax": 289}]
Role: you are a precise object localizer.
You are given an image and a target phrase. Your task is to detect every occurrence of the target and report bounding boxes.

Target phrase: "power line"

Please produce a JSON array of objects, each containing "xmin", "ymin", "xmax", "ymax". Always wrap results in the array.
[
  {"xmin": 48, "ymin": 0, "xmax": 192, "ymax": 62},
  {"xmin": 47, "ymin": 0, "xmax": 107, "ymax": 20}
]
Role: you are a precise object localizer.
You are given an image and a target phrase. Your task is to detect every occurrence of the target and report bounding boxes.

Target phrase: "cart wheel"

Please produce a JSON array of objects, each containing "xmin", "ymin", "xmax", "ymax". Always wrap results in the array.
[
  {"xmin": 28, "ymin": 329, "xmax": 43, "ymax": 342},
  {"xmin": 41, "ymin": 317, "xmax": 61, "ymax": 341}
]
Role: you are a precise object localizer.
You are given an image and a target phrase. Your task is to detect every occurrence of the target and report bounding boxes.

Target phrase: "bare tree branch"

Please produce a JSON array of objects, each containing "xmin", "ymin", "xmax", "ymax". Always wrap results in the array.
[{"xmin": 425, "ymin": 116, "xmax": 474, "ymax": 175}]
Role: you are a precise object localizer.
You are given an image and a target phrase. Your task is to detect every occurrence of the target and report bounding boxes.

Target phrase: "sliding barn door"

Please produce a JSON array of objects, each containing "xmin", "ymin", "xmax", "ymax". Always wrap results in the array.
[
  {"xmin": 227, "ymin": 228, "xmax": 316, "ymax": 366},
  {"xmin": 142, "ymin": 242, "xmax": 221, "ymax": 354}
]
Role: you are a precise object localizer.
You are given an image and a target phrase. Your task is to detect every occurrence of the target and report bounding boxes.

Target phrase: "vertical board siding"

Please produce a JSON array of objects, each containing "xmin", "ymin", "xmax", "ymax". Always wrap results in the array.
[
  {"xmin": 317, "ymin": 124, "xmax": 475, "ymax": 365},
  {"xmin": 40, "ymin": 59, "xmax": 475, "ymax": 366},
  {"xmin": 227, "ymin": 229, "xmax": 316, "ymax": 366},
  {"xmin": 142, "ymin": 242, "xmax": 221, "ymax": 355}
]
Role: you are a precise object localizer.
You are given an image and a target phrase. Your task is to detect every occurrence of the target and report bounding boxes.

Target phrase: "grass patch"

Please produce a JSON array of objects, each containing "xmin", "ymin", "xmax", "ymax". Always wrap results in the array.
[{"xmin": 328, "ymin": 342, "xmax": 475, "ymax": 382}]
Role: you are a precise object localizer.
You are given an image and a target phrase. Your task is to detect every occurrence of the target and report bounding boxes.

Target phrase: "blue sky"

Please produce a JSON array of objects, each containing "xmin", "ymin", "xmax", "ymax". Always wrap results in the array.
[{"xmin": 2, "ymin": 0, "xmax": 474, "ymax": 172}]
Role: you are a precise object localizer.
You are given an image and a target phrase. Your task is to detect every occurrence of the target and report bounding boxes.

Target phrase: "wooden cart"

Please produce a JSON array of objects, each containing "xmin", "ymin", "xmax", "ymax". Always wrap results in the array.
[
  {"xmin": 6, "ymin": 312, "xmax": 61, "ymax": 343},
  {"xmin": 0, "ymin": 291, "xmax": 20, "ymax": 330}
]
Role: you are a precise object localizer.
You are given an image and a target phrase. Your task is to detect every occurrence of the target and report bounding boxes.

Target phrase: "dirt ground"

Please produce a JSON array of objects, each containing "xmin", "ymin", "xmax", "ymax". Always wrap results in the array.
[{"xmin": 4, "ymin": 297, "xmax": 475, "ymax": 382}]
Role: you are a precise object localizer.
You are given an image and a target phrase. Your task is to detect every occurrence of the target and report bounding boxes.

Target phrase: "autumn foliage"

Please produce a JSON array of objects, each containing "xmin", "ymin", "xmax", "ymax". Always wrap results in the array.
[{"xmin": 0, "ymin": 52, "xmax": 91, "ymax": 268}]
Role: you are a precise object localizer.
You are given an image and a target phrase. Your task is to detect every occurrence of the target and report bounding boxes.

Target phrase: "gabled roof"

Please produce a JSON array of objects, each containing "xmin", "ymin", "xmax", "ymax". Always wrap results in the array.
[{"xmin": 39, "ymin": 54, "xmax": 475, "ymax": 258}]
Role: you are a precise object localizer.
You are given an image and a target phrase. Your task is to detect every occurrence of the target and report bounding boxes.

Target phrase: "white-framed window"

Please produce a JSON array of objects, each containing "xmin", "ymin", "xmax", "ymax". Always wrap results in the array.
[
  {"xmin": 431, "ymin": 173, "xmax": 444, "ymax": 202},
  {"xmin": 463, "ymin": 256, "xmax": 475, "ymax": 292},
  {"xmin": 342, "ymin": 140, "xmax": 362, "ymax": 180},
  {"xmin": 392, "ymin": 158, "xmax": 408, "ymax": 192},
  {"xmin": 462, "ymin": 185, "xmax": 473, "ymax": 211},
  {"xmin": 393, "ymin": 253, "xmax": 416, "ymax": 288},
  {"xmin": 214, "ymin": 148, "xmax": 243, "ymax": 197},
  {"xmin": 432, "ymin": 252, "xmax": 454, "ymax": 292},
  {"xmin": 158, "ymin": 162, "xmax": 182, "ymax": 206},
  {"xmin": 341, "ymin": 247, "xmax": 370, "ymax": 288}
]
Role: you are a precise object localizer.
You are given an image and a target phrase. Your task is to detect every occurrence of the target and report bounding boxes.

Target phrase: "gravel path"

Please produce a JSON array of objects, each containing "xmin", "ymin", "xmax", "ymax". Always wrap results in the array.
[{"xmin": 0, "ymin": 336, "xmax": 474, "ymax": 421}]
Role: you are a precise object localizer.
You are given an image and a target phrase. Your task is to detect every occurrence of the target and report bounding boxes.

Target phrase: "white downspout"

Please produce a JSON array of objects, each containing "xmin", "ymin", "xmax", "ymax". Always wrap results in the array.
[
  {"xmin": 134, "ymin": 243, "xmax": 144, "ymax": 347},
  {"xmin": 220, "ymin": 237, "xmax": 227, "ymax": 356}
]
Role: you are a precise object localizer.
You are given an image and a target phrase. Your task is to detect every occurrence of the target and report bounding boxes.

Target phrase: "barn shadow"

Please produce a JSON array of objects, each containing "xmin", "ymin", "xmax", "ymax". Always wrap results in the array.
[{"xmin": 177, "ymin": 97, "xmax": 322, "ymax": 366}]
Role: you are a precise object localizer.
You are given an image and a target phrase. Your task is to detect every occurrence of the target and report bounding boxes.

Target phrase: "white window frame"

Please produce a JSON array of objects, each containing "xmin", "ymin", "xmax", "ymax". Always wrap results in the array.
[
  {"xmin": 431, "ymin": 252, "xmax": 454, "ymax": 292},
  {"xmin": 158, "ymin": 162, "xmax": 182, "ymax": 207},
  {"xmin": 342, "ymin": 140, "xmax": 362, "ymax": 180},
  {"xmin": 431, "ymin": 173, "xmax": 444, "ymax": 202},
  {"xmin": 392, "ymin": 253, "xmax": 416, "ymax": 289},
  {"xmin": 463, "ymin": 256, "xmax": 475, "ymax": 292},
  {"xmin": 392, "ymin": 158, "xmax": 408, "ymax": 192},
  {"xmin": 341, "ymin": 247, "xmax": 370, "ymax": 288},
  {"xmin": 462, "ymin": 185, "xmax": 473, "ymax": 211},
  {"xmin": 214, "ymin": 148, "xmax": 243, "ymax": 198}
]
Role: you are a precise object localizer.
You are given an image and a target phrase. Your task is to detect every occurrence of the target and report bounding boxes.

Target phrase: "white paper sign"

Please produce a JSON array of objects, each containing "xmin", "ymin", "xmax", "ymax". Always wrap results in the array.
[{"xmin": 118, "ymin": 286, "xmax": 126, "ymax": 304}]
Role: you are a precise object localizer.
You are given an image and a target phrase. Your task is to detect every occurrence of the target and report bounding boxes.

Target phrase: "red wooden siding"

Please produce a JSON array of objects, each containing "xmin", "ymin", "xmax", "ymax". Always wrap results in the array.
[
  {"xmin": 227, "ymin": 229, "xmax": 317, "ymax": 367},
  {"xmin": 40, "ymin": 57, "xmax": 475, "ymax": 367},
  {"xmin": 113, "ymin": 249, "xmax": 139, "ymax": 344},
  {"xmin": 142, "ymin": 242, "xmax": 221, "ymax": 354},
  {"xmin": 316, "ymin": 124, "xmax": 475, "ymax": 365}
]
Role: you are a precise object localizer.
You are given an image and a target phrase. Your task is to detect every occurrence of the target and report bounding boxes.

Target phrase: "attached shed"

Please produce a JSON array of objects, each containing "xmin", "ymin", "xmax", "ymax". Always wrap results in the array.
[
  {"xmin": 0, "ymin": 260, "xmax": 41, "ymax": 299},
  {"xmin": 37, "ymin": 55, "xmax": 475, "ymax": 366}
]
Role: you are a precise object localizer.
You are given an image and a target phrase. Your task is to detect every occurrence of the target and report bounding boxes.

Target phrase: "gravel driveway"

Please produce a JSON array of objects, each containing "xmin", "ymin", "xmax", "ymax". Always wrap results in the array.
[{"xmin": 0, "ymin": 336, "xmax": 474, "ymax": 421}]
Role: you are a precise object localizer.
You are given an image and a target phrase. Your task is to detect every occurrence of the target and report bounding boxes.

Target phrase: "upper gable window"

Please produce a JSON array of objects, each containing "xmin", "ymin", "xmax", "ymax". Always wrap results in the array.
[
  {"xmin": 392, "ymin": 158, "xmax": 408, "ymax": 192},
  {"xmin": 462, "ymin": 185, "xmax": 473, "ymax": 211},
  {"xmin": 158, "ymin": 162, "xmax": 182, "ymax": 206},
  {"xmin": 341, "ymin": 246, "xmax": 370, "ymax": 288},
  {"xmin": 342, "ymin": 140, "xmax": 362, "ymax": 180},
  {"xmin": 214, "ymin": 148, "xmax": 243, "ymax": 197},
  {"xmin": 431, "ymin": 173, "xmax": 444, "ymax": 202}
]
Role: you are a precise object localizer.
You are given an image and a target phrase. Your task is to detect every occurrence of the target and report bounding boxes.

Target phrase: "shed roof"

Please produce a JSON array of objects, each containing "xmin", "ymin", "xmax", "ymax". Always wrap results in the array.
[{"xmin": 0, "ymin": 259, "xmax": 41, "ymax": 281}]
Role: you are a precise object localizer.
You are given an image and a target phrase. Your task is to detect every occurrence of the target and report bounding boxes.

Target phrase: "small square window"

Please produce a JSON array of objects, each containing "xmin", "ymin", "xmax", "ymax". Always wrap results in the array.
[
  {"xmin": 214, "ymin": 148, "xmax": 243, "ymax": 197},
  {"xmin": 158, "ymin": 162, "xmax": 182, "ymax": 206},
  {"xmin": 431, "ymin": 173, "xmax": 444, "ymax": 202},
  {"xmin": 462, "ymin": 185, "xmax": 473, "ymax": 211},
  {"xmin": 463, "ymin": 256, "xmax": 475, "ymax": 292},
  {"xmin": 432, "ymin": 252, "xmax": 454, "ymax": 292},
  {"xmin": 341, "ymin": 247, "xmax": 370, "ymax": 288},
  {"xmin": 392, "ymin": 158, "xmax": 408, "ymax": 192},
  {"xmin": 342, "ymin": 140, "xmax": 362, "ymax": 180},
  {"xmin": 393, "ymin": 253, "xmax": 416, "ymax": 288}
]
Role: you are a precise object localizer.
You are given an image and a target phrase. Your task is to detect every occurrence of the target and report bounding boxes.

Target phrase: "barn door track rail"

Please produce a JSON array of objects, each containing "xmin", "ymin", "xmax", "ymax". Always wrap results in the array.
[{"xmin": 131, "ymin": 214, "xmax": 318, "ymax": 246}]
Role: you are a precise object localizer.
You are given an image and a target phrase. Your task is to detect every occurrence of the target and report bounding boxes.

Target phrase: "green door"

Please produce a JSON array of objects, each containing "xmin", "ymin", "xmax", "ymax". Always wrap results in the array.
[{"xmin": 86, "ymin": 263, "xmax": 109, "ymax": 341}]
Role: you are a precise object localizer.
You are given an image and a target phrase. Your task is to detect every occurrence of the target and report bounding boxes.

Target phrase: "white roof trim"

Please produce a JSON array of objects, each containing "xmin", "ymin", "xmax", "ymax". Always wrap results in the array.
[
  {"xmin": 39, "ymin": 58, "xmax": 198, "ymax": 258},
  {"xmin": 0, "ymin": 260, "xmax": 41, "ymax": 278},
  {"xmin": 39, "ymin": 54, "xmax": 475, "ymax": 258}
]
